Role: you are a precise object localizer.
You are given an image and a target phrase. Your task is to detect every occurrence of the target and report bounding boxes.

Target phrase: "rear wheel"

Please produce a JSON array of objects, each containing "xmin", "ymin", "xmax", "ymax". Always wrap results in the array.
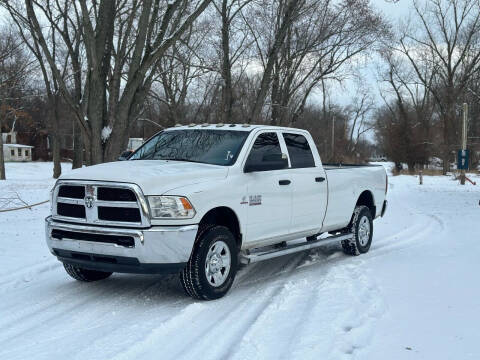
[
  {"xmin": 342, "ymin": 205, "xmax": 373, "ymax": 256},
  {"xmin": 63, "ymin": 263, "xmax": 112, "ymax": 282},
  {"xmin": 180, "ymin": 225, "xmax": 238, "ymax": 300}
]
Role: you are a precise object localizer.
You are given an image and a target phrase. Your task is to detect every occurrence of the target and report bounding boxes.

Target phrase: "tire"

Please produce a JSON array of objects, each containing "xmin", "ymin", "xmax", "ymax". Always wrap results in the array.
[
  {"xmin": 341, "ymin": 205, "xmax": 373, "ymax": 256},
  {"xmin": 180, "ymin": 225, "xmax": 238, "ymax": 300},
  {"xmin": 63, "ymin": 263, "xmax": 113, "ymax": 282}
]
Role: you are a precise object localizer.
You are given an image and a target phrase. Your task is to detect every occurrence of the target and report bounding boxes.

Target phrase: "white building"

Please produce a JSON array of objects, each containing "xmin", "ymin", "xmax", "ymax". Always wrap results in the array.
[
  {"xmin": 128, "ymin": 138, "xmax": 144, "ymax": 151},
  {"xmin": 2, "ymin": 132, "xmax": 34, "ymax": 162}
]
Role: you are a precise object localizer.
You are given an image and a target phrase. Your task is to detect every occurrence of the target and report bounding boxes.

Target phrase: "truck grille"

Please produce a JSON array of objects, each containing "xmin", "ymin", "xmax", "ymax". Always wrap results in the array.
[
  {"xmin": 58, "ymin": 185, "xmax": 85, "ymax": 199},
  {"xmin": 53, "ymin": 181, "xmax": 149, "ymax": 227},
  {"xmin": 57, "ymin": 202, "xmax": 86, "ymax": 218},
  {"xmin": 98, "ymin": 206, "xmax": 141, "ymax": 222},
  {"xmin": 97, "ymin": 187, "xmax": 137, "ymax": 202}
]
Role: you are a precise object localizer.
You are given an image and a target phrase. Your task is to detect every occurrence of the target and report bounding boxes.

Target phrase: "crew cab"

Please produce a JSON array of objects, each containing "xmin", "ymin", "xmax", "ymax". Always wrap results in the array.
[{"xmin": 45, "ymin": 124, "xmax": 388, "ymax": 300}]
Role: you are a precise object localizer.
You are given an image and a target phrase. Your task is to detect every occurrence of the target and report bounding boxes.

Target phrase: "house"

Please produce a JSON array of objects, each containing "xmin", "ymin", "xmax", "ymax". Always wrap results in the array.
[
  {"xmin": 3, "ymin": 144, "xmax": 34, "ymax": 162},
  {"xmin": 2, "ymin": 132, "xmax": 34, "ymax": 162},
  {"xmin": 128, "ymin": 138, "xmax": 144, "ymax": 151}
]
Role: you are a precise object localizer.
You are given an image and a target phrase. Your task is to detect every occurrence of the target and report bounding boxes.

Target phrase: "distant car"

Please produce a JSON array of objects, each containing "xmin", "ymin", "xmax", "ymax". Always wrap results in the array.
[{"xmin": 46, "ymin": 124, "xmax": 388, "ymax": 300}]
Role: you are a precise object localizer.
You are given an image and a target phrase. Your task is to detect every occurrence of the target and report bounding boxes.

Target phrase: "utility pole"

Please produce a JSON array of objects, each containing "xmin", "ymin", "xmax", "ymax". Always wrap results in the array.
[
  {"xmin": 460, "ymin": 103, "xmax": 468, "ymax": 185},
  {"xmin": 331, "ymin": 115, "xmax": 335, "ymax": 161}
]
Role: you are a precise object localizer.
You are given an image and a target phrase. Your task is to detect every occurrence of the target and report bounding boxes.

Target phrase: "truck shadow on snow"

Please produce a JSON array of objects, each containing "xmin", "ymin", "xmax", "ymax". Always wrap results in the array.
[{"xmin": 50, "ymin": 245, "xmax": 347, "ymax": 304}]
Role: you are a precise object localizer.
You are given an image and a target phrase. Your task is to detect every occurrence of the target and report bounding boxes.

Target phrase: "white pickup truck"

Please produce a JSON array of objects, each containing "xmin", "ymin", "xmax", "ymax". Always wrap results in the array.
[{"xmin": 45, "ymin": 125, "xmax": 388, "ymax": 300}]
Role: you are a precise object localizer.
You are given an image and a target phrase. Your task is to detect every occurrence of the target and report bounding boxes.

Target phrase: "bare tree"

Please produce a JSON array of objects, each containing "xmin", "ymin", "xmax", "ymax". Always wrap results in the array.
[
  {"xmin": 346, "ymin": 88, "xmax": 375, "ymax": 155},
  {"xmin": 246, "ymin": 0, "xmax": 306, "ymax": 123},
  {"xmin": 0, "ymin": 26, "xmax": 32, "ymax": 180},
  {"xmin": 150, "ymin": 19, "xmax": 213, "ymax": 126},
  {"xmin": 275, "ymin": 0, "xmax": 385, "ymax": 126},
  {"xmin": 2, "ymin": 0, "xmax": 213, "ymax": 165},
  {"xmin": 397, "ymin": 0, "xmax": 480, "ymax": 174},
  {"xmin": 376, "ymin": 47, "xmax": 437, "ymax": 171},
  {"xmin": 242, "ymin": 0, "xmax": 384, "ymax": 125},
  {"xmin": 209, "ymin": 0, "xmax": 254, "ymax": 122}
]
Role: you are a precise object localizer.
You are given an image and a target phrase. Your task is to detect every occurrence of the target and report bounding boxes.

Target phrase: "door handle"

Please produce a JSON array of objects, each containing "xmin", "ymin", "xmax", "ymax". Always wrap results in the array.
[
  {"xmin": 315, "ymin": 177, "xmax": 326, "ymax": 182},
  {"xmin": 279, "ymin": 180, "xmax": 291, "ymax": 186}
]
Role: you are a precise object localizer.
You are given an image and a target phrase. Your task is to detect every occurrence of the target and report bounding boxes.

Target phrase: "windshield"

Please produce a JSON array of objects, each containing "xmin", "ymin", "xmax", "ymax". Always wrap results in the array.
[{"xmin": 129, "ymin": 129, "xmax": 250, "ymax": 166}]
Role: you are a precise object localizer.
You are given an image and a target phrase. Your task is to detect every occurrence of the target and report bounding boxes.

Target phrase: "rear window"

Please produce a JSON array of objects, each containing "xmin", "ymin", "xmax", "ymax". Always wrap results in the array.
[{"xmin": 283, "ymin": 133, "xmax": 315, "ymax": 168}]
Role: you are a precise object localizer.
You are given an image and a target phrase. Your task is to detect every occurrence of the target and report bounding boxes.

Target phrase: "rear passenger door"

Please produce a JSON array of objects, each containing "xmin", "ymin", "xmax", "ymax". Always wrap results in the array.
[{"xmin": 282, "ymin": 132, "xmax": 327, "ymax": 236}]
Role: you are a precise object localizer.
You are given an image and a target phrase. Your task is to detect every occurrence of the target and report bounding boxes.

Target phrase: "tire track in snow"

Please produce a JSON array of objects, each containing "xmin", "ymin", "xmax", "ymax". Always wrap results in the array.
[
  {"xmin": 0, "ymin": 260, "xmax": 61, "ymax": 290},
  {"xmin": 106, "ymin": 254, "xmax": 310, "ymax": 360},
  {"xmin": 175, "ymin": 254, "xmax": 316, "ymax": 360},
  {"xmin": 0, "ymin": 275, "xmax": 181, "ymax": 350},
  {"xmin": 227, "ymin": 256, "xmax": 385, "ymax": 360}
]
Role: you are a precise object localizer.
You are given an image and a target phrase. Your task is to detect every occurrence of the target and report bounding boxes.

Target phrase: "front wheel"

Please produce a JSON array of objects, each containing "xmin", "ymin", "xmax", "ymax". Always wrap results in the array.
[
  {"xmin": 63, "ymin": 263, "xmax": 112, "ymax": 282},
  {"xmin": 180, "ymin": 226, "xmax": 238, "ymax": 300},
  {"xmin": 342, "ymin": 205, "xmax": 373, "ymax": 256}
]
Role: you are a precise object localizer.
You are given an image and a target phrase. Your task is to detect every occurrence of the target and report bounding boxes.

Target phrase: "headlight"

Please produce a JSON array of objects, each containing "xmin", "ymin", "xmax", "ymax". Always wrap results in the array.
[{"xmin": 147, "ymin": 196, "xmax": 196, "ymax": 219}]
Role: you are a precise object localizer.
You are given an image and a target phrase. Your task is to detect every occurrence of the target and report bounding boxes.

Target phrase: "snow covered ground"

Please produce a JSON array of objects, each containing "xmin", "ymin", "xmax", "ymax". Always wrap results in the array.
[{"xmin": 0, "ymin": 162, "xmax": 479, "ymax": 360}]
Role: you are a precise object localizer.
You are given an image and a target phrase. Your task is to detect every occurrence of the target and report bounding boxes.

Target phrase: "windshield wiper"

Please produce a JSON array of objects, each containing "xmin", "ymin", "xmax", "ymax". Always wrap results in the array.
[{"xmin": 160, "ymin": 158, "xmax": 209, "ymax": 164}]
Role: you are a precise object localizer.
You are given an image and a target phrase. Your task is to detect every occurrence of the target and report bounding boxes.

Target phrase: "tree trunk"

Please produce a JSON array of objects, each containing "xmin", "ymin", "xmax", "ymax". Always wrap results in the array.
[
  {"xmin": 407, "ymin": 161, "xmax": 416, "ymax": 175},
  {"xmin": 50, "ymin": 97, "xmax": 62, "ymax": 179},
  {"xmin": 442, "ymin": 101, "xmax": 454, "ymax": 175},
  {"xmin": 51, "ymin": 133, "xmax": 62, "ymax": 179},
  {"xmin": 103, "ymin": 109, "xmax": 130, "ymax": 163},
  {"xmin": 271, "ymin": 63, "xmax": 281, "ymax": 125},
  {"xmin": 72, "ymin": 120, "xmax": 83, "ymax": 169},
  {"xmin": 220, "ymin": 0, "xmax": 234, "ymax": 123},
  {"xmin": 442, "ymin": 153, "xmax": 450, "ymax": 175}
]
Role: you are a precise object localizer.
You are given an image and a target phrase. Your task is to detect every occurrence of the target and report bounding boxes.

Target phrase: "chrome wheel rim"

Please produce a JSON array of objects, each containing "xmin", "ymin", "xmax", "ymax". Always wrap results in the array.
[
  {"xmin": 205, "ymin": 240, "xmax": 231, "ymax": 287},
  {"xmin": 358, "ymin": 216, "xmax": 371, "ymax": 246}
]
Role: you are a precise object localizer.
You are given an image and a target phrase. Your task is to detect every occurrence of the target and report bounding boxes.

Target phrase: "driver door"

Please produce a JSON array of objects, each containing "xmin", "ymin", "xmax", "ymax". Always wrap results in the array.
[{"xmin": 243, "ymin": 131, "xmax": 292, "ymax": 247}]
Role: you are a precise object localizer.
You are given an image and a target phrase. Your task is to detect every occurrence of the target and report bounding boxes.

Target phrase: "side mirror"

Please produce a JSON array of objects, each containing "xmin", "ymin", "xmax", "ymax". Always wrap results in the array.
[
  {"xmin": 244, "ymin": 152, "xmax": 288, "ymax": 173},
  {"xmin": 118, "ymin": 150, "xmax": 133, "ymax": 161}
]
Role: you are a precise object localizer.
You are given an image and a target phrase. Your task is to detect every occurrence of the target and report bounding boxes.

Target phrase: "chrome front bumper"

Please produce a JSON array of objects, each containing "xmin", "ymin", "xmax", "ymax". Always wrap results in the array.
[{"xmin": 45, "ymin": 216, "xmax": 198, "ymax": 272}]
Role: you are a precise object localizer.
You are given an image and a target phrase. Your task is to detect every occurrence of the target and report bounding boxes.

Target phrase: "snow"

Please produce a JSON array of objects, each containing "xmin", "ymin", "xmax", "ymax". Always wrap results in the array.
[
  {"xmin": 0, "ymin": 162, "xmax": 479, "ymax": 360},
  {"xmin": 101, "ymin": 126, "xmax": 112, "ymax": 142},
  {"xmin": 2, "ymin": 144, "xmax": 34, "ymax": 148}
]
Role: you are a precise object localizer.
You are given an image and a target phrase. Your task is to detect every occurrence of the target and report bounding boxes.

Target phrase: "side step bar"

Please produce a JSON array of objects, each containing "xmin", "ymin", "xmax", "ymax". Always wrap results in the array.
[{"xmin": 239, "ymin": 233, "xmax": 353, "ymax": 265}]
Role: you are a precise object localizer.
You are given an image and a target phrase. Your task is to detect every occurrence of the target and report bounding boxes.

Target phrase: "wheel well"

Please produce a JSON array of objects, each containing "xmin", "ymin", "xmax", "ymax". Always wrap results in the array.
[
  {"xmin": 356, "ymin": 191, "xmax": 376, "ymax": 217},
  {"xmin": 199, "ymin": 207, "xmax": 242, "ymax": 249}
]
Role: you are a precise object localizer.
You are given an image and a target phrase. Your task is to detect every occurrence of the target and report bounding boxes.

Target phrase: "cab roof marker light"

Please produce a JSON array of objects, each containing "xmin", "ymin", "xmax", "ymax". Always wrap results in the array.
[
  {"xmin": 242, "ymin": 123, "xmax": 250, "ymax": 127},
  {"xmin": 175, "ymin": 124, "xmax": 183, "ymax": 127},
  {"xmin": 216, "ymin": 123, "xmax": 224, "ymax": 127},
  {"xmin": 201, "ymin": 123, "xmax": 210, "ymax": 127},
  {"xmin": 188, "ymin": 123, "xmax": 196, "ymax": 127},
  {"xmin": 229, "ymin": 124, "xmax": 236, "ymax": 127}
]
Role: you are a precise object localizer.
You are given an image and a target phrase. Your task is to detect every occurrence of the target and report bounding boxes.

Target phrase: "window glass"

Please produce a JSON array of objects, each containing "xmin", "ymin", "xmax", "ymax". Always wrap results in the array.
[
  {"xmin": 18, "ymin": 148, "xmax": 22, "ymax": 156},
  {"xmin": 129, "ymin": 129, "xmax": 249, "ymax": 166},
  {"xmin": 283, "ymin": 133, "xmax": 315, "ymax": 168},
  {"xmin": 11, "ymin": 149, "xmax": 14, "ymax": 156},
  {"xmin": 246, "ymin": 132, "xmax": 282, "ymax": 168},
  {"xmin": 25, "ymin": 150, "xmax": 29, "ymax": 157}
]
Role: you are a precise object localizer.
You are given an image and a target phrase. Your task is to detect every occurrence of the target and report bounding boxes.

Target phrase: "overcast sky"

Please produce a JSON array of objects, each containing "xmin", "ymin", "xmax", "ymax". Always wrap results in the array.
[{"xmin": 373, "ymin": 0, "xmax": 410, "ymax": 19}]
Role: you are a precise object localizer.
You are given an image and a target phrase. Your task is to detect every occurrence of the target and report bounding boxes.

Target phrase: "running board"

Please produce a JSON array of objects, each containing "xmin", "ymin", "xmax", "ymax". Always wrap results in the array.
[{"xmin": 239, "ymin": 233, "xmax": 353, "ymax": 265}]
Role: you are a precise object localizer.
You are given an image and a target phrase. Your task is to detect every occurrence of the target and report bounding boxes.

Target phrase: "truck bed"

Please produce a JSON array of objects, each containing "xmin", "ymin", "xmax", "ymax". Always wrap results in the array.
[{"xmin": 321, "ymin": 163, "xmax": 387, "ymax": 231}]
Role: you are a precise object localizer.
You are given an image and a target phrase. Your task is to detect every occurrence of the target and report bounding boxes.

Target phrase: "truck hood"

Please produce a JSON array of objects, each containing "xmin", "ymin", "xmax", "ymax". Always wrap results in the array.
[{"xmin": 59, "ymin": 160, "xmax": 229, "ymax": 195}]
